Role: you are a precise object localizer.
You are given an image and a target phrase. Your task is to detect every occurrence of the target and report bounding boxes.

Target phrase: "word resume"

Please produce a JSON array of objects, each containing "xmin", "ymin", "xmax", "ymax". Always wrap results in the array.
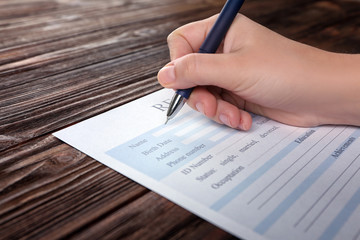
[{"xmin": 54, "ymin": 89, "xmax": 360, "ymax": 240}]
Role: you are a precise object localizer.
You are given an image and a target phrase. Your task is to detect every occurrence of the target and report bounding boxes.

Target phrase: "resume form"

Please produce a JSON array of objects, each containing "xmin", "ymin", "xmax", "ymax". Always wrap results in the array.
[{"xmin": 54, "ymin": 89, "xmax": 360, "ymax": 240}]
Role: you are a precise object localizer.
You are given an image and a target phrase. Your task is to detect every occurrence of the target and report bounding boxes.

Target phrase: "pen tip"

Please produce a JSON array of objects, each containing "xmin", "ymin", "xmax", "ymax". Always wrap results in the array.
[{"xmin": 164, "ymin": 117, "xmax": 169, "ymax": 125}]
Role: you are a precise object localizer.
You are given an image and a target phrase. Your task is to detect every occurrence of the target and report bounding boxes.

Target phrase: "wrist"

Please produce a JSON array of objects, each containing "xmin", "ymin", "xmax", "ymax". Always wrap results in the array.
[{"xmin": 316, "ymin": 53, "xmax": 360, "ymax": 126}]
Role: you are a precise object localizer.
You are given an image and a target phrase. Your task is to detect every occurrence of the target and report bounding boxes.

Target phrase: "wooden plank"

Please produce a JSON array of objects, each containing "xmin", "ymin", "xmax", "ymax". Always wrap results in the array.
[
  {"xmin": 0, "ymin": 135, "xmax": 147, "ymax": 239},
  {"xmin": 0, "ymin": 1, "xmax": 222, "ymax": 151},
  {"xmin": 0, "ymin": 134, "xmax": 235, "ymax": 239},
  {"xmin": 6, "ymin": 0, "xmax": 358, "ymax": 151},
  {"xmin": 0, "ymin": 0, "xmax": 359, "ymax": 239}
]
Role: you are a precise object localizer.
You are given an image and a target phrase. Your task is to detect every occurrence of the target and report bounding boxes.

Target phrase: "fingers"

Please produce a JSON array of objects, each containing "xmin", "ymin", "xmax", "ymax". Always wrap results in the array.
[
  {"xmin": 167, "ymin": 15, "xmax": 218, "ymax": 60},
  {"xmin": 157, "ymin": 53, "xmax": 253, "ymax": 131},
  {"xmin": 159, "ymin": 13, "xmax": 258, "ymax": 131},
  {"xmin": 187, "ymin": 87, "xmax": 252, "ymax": 131},
  {"xmin": 158, "ymin": 53, "xmax": 245, "ymax": 91}
]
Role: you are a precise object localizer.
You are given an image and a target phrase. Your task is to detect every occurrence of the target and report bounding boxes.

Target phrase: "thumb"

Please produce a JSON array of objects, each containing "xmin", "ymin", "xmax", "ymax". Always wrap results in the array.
[{"xmin": 158, "ymin": 53, "xmax": 242, "ymax": 91}]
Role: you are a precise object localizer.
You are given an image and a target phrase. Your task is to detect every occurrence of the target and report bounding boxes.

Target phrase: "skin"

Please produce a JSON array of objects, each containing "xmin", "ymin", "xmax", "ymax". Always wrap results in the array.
[{"xmin": 157, "ymin": 14, "xmax": 360, "ymax": 131}]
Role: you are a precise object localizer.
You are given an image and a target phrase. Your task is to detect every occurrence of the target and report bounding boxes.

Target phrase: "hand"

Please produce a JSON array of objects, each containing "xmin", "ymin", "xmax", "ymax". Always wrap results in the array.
[{"xmin": 158, "ymin": 14, "xmax": 360, "ymax": 130}]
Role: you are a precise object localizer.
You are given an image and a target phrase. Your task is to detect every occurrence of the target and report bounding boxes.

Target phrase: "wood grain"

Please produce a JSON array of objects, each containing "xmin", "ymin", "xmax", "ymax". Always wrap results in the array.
[{"xmin": 0, "ymin": 0, "xmax": 359, "ymax": 239}]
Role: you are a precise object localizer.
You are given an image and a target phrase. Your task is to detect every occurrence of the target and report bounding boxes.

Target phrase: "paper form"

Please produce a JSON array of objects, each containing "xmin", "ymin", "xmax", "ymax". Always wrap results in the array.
[{"xmin": 54, "ymin": 88, "xmax": 360, "ymax": 240}]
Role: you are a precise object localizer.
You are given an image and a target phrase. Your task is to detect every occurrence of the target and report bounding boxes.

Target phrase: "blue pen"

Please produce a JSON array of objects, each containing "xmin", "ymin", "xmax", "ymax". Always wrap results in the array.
[{"xmin": 165, "ymin": 0, "xmax": 245, "ymax": 124}]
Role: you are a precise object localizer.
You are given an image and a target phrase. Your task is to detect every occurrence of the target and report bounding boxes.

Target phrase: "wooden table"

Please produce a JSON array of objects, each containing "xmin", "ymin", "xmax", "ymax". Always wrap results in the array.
[{"xmin": 1, "ymin": 0, "xmax": 359, "ymax": 239}]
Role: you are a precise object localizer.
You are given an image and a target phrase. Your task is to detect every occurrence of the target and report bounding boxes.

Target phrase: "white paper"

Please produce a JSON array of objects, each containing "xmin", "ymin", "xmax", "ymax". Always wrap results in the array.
[{"xmin": 54, "ymin": 89, "xmax": 360, "ymax": 240}]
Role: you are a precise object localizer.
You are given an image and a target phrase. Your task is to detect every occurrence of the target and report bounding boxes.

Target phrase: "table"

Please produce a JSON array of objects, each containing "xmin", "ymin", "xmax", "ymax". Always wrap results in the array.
[{"xmin": 1, "ymin": 0, "xmax": 359, "ymax": 239}]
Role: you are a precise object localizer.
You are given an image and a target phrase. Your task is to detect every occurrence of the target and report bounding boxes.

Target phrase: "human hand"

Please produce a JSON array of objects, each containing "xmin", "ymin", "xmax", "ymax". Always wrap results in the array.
[{"xmin": 158, "ymin": 14, "xmax": 360, "ymax": 130}]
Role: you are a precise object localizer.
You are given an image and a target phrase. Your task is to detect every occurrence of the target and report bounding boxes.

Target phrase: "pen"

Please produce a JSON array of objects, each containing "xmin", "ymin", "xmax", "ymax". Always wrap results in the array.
[{"xmin": 165, "ymin": 0, "xmax": 245, "ymax": 124}]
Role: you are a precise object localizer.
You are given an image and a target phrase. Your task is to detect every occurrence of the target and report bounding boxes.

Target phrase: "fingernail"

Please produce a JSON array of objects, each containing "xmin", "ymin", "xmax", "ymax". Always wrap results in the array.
[
  {"xmin": 238, "ymin": 120, "xmax": 248, "ymax": 131},
  {"xmin": 219, "ymin": 114, "xmax": 231, "ymax": 127},
  {"xmin": 159, "ymin": 65, "xmax": 175, "ymax": 85},
  {"xmin": 196, "ymin": 102, "xmax": 205, "ymax": 115}
]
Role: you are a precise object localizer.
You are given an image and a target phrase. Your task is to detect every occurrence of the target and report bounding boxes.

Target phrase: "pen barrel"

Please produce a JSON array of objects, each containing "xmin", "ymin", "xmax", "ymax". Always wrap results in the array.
[
  {"xmin": 176, "ymin": 88, "xmax": 193, "ymax": 99},
  {"xmin": 176, "ymin": 0, "xmax": 245, "ymax": 100},
  {"xmin": 199, "ymin": 0, "xmax": 244, "ymax": 53}
]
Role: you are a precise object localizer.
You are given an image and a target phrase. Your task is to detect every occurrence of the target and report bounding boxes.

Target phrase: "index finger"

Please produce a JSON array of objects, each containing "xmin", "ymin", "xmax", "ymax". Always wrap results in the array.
[{"xmin": 167, "ymin": 15, "xmax": 218, "ymax": 61}]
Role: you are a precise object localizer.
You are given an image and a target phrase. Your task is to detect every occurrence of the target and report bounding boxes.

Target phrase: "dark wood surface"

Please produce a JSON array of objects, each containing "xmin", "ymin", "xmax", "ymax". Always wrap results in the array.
[{"xmin": 1, "ymin": 0, "xmax": 359, "ymax": 239}]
